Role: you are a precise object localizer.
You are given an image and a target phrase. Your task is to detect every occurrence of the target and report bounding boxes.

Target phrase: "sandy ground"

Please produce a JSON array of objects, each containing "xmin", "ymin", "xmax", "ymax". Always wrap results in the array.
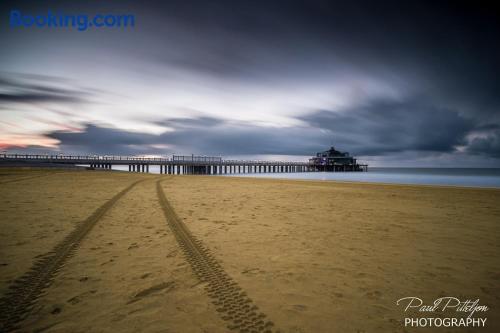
[
  {"xmin": 0, "ymin": 169, "xmax": 499, "ymax": 332},
  {"xmin": 0, "ymin": 169, "xmax": 148, "ymax": 297}
]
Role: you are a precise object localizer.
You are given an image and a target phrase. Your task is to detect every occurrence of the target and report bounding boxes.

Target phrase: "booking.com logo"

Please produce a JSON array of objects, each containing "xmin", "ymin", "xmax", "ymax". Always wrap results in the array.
[{"xmin": 9, "ymin": 10, "xmax": 135, "ymax": 31}]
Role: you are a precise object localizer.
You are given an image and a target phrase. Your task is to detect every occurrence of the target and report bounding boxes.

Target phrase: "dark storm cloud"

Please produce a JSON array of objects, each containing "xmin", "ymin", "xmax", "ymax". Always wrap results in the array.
[
  {"xmin": 40, "ymin": 98, "xmax": 476, "ymax": 158},
  {"xmin": 0, "ymin": 74, "xmax": 88, "ymax": 105},
  {"xmin": 143, "ymin": 0, "xmax": 500, "ymax": 116},
  {"xmin": 0, "ymin": 92, "xmax": 81, "ymax": 104},
  {"xmin": 466, "ymin": 129, "xmax": 500, "ymax": 158},
  {"xmin": 30, "ymin": 100, "xmax": 496, "ymax": 160},
  {"xmin": 143, "ymin": 0, "xmax": 499, "ymax": 159},
  {"xmin": 298, "ymin": 98, "xmax": 476, "ymax": 156},
  {"xmin": 157, "ymin": 116, "xmax": 224, "ymax": 129},
  {"xmin": 47, "ymin": 124, "xmax": 159, "ymax": 155},
  {"xmin": 160, "ymin": 122, "xmax": 326, "ymax": 155},
  {"xmin": 43, "ymin": 118, "xmax": 328, "ymax": 156}
]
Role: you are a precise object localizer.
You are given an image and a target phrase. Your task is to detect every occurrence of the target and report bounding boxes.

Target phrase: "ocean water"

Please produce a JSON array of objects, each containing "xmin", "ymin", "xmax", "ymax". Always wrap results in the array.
[
  {"xmin": 93, "ymin": 165, "xmax": 500, "ymax": 188},
  {"xmin": 225, "ymin": 168, "xmax": 500, "ymax": 188}
]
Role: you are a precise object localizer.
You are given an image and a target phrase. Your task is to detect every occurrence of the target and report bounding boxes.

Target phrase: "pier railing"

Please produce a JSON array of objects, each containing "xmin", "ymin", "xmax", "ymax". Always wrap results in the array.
[
  {"xmin": 0, "ymin": 154, "xmax": 170, "ymax": 162},
  {"xmin": 0, "ymin": 153, "xmax": 309, "ymax": 165},
  {"xmin": 0, "ymin": 153, "xmax": 367, "ymax": 173}
]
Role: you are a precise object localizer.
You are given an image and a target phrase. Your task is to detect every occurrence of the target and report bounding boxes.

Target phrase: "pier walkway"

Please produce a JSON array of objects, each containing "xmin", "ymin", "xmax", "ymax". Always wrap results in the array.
[{"xmin": 0, "ymin": 154, "xmax": 367, "ymax": 174}]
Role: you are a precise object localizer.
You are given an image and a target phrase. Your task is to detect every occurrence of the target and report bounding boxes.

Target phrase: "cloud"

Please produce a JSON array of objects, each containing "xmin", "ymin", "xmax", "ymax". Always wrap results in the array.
[
  {"xmin": 38, "ymin": 97, "xmax": 479, "ymax": 159},
  {"xmin": 43, "ymin": 119, "xmax": 328, "ymax": 156},
  {"xmin": 298, "ymin": 98, "xmax": 476, "ymax": 156},
  {"xmin": 466, "ymin": 128, "xmax": 500, "ymax": 158},
  {"xmin": 6, "ymin": 102, "xmax": 498, "ymax": 166},
  {"xmin": 157, "ymin": 116, "xmax": 225, "ymax": 129},
  {"xmin": 47, "ymin": 124, "xmax": 160, "ymax": 155},
  {"xmin": 0, "ymin": 74, "xmax": 89, "ymax": 105}
]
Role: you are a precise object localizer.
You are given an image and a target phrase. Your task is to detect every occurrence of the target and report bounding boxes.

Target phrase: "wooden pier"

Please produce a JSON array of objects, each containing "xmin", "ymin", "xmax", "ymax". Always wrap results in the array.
[{"xmin": 0, "ymin": 154, "xmax": 368, "ymax": 174}]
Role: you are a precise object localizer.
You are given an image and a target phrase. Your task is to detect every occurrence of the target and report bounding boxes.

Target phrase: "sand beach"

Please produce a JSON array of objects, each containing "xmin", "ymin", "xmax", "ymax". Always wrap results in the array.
[{"xmin": 0, "ymin": 169, "xmax": 499, "ymax": 332}]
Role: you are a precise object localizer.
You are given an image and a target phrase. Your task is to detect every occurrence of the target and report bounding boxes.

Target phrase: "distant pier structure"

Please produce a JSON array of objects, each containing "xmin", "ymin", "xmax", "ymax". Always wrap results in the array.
[
  {"xmin": 309, "ymin": 147, "xmax": 368, "ymax": 172},
  {"xmin": 0, "ymin": 148, "xmax": 367, "ymax": 174}
]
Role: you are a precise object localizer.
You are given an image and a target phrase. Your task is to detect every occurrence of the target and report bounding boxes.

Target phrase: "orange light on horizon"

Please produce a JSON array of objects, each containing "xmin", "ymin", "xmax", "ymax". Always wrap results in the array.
[{"xmin": 0, "ymin": 135, "xmax": 60, "ymax": 151}]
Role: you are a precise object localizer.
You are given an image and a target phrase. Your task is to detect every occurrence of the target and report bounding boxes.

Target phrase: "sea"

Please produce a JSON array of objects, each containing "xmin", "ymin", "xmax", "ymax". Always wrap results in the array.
[
  {"xmin": 225, "ymin": 168, "xmax": 500, "ymax": 188},
  {"xmin": 105, "ymin": 165, "xmax": 500, "ymax": 188}
]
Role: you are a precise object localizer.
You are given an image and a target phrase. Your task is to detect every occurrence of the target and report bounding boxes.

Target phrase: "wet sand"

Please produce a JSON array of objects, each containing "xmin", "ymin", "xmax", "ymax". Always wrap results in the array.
[{"xmin": 0, "ymin": 169, "xmax": 499, "ymax": 332}]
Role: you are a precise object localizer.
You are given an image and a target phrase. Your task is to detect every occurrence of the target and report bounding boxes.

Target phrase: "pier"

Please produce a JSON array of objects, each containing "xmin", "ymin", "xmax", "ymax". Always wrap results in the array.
[{"xmin": 0, "ymin": 150, "xmax": 367, "ymax": 174}]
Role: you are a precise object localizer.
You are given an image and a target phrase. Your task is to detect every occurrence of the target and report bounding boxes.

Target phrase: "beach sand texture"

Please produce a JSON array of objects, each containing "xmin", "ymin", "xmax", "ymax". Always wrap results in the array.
[{"xmin": 0, "ymin": 169, "xmax": 499, "ymax": 332}]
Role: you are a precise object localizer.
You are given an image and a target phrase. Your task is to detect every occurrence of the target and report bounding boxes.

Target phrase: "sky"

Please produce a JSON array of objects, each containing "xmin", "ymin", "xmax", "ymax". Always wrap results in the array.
[{"xmin": 0, "ymin": 0, "xmax": 499, "ymax": 166}]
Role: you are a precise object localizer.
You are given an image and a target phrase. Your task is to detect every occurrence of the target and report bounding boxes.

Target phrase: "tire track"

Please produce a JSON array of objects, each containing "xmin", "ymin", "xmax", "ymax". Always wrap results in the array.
[
  {"xmin": 157, "ymin": 180, "xmax": 279, "ymax": 333},
  {"xmin": 0, "ymin": 179, "xmax": 145, "ymax": 332}
]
